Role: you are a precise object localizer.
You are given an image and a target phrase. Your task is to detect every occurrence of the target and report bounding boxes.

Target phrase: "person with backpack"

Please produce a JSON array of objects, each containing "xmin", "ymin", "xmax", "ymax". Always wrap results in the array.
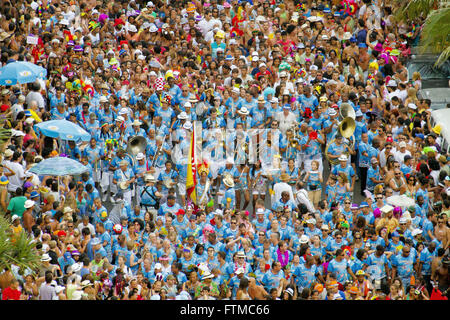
[{"xmin": 139, "ymin": 174, "xmax": 161, "ymax": 213}]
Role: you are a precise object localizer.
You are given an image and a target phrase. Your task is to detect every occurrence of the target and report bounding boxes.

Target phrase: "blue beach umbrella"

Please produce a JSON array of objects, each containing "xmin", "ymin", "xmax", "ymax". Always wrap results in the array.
[
  {"xmin": 28, "ymin": 156, "xmax": 88, "ymax": 176},
  {"xmin": 35, "ymin": 120, "xmax": 91, "ymax": 142},
  {"xmin": 0, "ymin": 61, "xmax": 47, "ymax": 86}
]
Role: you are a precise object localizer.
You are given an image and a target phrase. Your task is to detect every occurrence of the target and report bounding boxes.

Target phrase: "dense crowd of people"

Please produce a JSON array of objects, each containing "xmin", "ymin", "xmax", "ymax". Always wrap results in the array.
[{"xmin": 0, "ymin": 0, "xmax": 449, "ymax": 300}]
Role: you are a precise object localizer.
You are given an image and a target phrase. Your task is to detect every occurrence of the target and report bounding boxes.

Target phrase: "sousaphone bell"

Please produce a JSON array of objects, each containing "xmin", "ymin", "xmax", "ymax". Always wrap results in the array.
[
  {"xmin": 338, "ymin": 117, "xmax": 356, "ymax": 139},
  {"xmin": 325, "ymin": 103, "xmax": 356, "ymax": 165},
  {"xmin": 339, "ymin": 102, "xmax": 356, "ymax": 120},
  {"xmin": 127, "ymin": 136, "xmax": 148, "ymax": 157}
]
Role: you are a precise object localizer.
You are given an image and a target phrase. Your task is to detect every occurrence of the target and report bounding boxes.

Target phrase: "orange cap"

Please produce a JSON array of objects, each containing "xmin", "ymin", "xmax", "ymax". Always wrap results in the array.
[
  {"xmin": 314, "ymin": 283, "xmax": 324, "ymax": 293},
  {"xmin": 348, "ymin": 286, "xmax": 359, "ymax": 294}
]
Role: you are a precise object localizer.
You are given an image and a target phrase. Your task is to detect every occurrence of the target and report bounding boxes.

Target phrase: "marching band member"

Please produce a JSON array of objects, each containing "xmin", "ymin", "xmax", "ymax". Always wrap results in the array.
[{"xmin": 112, "ymin": 160, "xmax": 136, "ymax": 206}]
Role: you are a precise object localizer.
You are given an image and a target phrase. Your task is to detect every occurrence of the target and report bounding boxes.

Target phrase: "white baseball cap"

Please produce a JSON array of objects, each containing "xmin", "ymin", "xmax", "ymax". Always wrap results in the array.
[{"xmin": 328, "ymin": 109, "xmax": 338, "ymax": 116}]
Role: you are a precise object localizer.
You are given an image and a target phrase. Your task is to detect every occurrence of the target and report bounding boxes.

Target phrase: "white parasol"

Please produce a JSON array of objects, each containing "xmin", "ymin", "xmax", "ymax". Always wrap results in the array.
[{"xmin": 386, "ymin": 195, "xmax": 415, "ymax": 208}]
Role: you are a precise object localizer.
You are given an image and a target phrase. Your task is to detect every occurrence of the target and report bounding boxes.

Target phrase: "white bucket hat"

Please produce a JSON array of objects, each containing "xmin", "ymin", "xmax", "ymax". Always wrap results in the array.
[
  {"xmin": 238, "ymin": 107, "xmax": 249, "ymax": 115},
  {"xmin": 24, "ymin": 200, "xmax": 35, "ymax": 209},
  {"xmin": 183, "ymin": 121, "xmax": 193, "ymax": 130},
  {"xmin": 299, "ymin": 235, "xmax": 310, "ymax": 244},
  {"xmin": 178, "ymin": 111, "xmax": 188, "ymax": 120},
  {"xmin": 41, "ymin": 253, "xmax": 51, "ymax": 262}
]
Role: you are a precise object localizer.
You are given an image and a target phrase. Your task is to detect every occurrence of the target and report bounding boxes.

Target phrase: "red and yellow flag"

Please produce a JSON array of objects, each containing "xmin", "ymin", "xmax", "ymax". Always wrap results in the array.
[{"xmin": 186, "ymin": 125, "xmax": 197, "ymax": 204}]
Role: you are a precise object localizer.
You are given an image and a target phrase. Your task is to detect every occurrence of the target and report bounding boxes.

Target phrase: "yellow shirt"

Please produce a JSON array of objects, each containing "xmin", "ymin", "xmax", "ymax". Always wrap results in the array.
[{"xmin": 10, "ymin": 225, "xmax": 23, "ymax": 242}]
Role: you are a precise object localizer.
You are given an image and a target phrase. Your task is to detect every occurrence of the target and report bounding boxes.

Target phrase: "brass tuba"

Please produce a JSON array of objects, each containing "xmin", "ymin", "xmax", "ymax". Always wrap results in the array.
[
  {"xmin": 325, "ymin": 103, "xmax": 356, "ymax": 166},
  {"xmin": 339, "ymin": 117, "xmax": 356, "ymax": 139},
  {"xmin": 127, "ymin": 136, "xmax": 147, "ymax": 157},
  {"xmin": 290, "ymin": 138, "xmax": 298, "ymax": 148},
  {"xmin": 241, "ymin": 141, "xmax": 249, "ymax": 153},
  {"xmin": 339, "ymin": 103, "xmax": 356, "ymax": 120}
]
